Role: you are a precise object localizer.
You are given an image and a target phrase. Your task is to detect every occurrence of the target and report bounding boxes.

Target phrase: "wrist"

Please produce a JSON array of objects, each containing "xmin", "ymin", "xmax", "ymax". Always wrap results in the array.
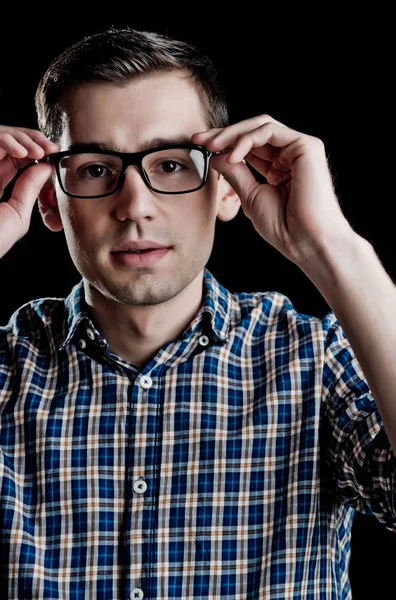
[{"xmin": 298, "ymin": 230, "xmax": 374, "ymax": 297}]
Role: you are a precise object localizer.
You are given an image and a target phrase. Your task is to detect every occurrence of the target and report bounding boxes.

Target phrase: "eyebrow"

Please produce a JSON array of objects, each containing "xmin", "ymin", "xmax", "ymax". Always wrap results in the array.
[{"xmin": 67, "ymin": 136, "xmax": 195, "ymax": 154}]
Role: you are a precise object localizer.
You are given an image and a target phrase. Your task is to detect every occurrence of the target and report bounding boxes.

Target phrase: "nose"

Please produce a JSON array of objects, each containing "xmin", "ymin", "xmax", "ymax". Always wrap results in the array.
[{"xmin": 113, "ymin": 165, "xmax": 158, "ymax": 222}]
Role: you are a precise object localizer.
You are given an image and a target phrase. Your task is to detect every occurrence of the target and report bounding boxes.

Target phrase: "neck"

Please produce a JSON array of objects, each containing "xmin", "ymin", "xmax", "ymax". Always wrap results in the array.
[{"xmin": 84, "ymin": 273, "xmax": 204, "ymax": 369}]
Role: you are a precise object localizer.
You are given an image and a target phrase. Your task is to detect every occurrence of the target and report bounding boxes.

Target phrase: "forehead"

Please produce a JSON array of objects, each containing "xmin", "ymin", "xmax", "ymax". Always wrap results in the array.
[{"xmin": 59, "ymin": 72, "xmax": 209, "ymax": 151}]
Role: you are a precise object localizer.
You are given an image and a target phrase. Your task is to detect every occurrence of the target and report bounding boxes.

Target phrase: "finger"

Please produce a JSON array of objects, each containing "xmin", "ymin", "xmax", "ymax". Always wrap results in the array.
[
  {"xmin": 192, "ymin": 114, "xmax": 286, "ymax": 149},
  {"xmin": 0, "ymin": 156, "xmax": 21, "ymax": 195},
  {"xmin": 0, "ymin": 125, "xmax": 59, "ymax": 149},
  {"xmin": 10, "ymin": 132, "xmax": 47, "ymax": 159},
  {"xmin": 0, "ymin": 132, "xmax": 29, "ymax": 160},
  {"xmin": 0, "ymin": 128, "xmax": 60, "ymax": 160},
  {"xmin": 191, "ymin": 127, "xmax": 223, "ymax": 143},
  {"xmin": 210, "ymin": 154, "xmax": 261, "ymax": 207},
  {"xmin": 16, "ymin": 130, "xmax": 61, "ymax": 155},
  {"xmin": 245, "ymin": 152, "xmax": 271, "ymax": 178},
  {"xmin": 0, "ymin": 131, "xmax": 59, "ymax": 161},
  {"xmin": 246, "ymin": 152, "xmax": 291, "ymax": 186},
  {"xmin": 242, "ymin": 143, "xmax": 280, "ymax": 162},
  {"xmin": 226, "ymin": 122, "xmax": 303, "ymax": 165}
]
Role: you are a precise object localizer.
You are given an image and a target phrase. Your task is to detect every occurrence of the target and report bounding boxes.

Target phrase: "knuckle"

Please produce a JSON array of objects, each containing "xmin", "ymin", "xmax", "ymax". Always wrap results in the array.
[
  {"xmin": 0, "ymin": 132, "xmax": 14, "ymax": 144},
  {"xmin": 309, "ymin": 135, "xmax": 325, "ymax": 152},
  {"xmin": 239, "ymin": 131, "xmax": 252, "ymax": 143},
  {"xmin": 18, "ymin": 132, "xmax": 38, "ymax": 149},
  {"xmin": 255, "ymin": 114, "xmax": 271, "ymax": 127},
  {"xmin": 237, "ymin": 132, "xmax": 255, "ymax": 148},
  {"xmin": 298, "ymin": 134, "xmax": 325, "ymax": 155},
  {"xmin": 260, "ymin": 121, "xmax": 275, "ymax": 132},
  {"xmin": 16, "ymin": 131, "xmax": 29, "ymax": 142}
]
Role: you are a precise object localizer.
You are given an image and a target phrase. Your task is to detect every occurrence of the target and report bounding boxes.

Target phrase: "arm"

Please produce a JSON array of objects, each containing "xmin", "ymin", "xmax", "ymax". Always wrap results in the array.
[
  {"xmin": 302, "ymin": 230, "xmax": 396, "ymax": 455},
  {"xmin": 192, "ymin": 115, "xmax": 396, "ymax": 455}
]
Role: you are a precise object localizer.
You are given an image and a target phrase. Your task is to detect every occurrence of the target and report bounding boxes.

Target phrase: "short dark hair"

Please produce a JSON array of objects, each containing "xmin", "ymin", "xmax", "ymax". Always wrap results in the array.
[{"xmin": 35, "ymin": 27, "xmax": 229, "ymax": 142}]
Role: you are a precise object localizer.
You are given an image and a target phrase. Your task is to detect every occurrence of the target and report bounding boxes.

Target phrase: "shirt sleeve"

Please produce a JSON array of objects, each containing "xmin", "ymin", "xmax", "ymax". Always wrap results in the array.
[
  {"xmin": 321, "ymin": 316, "xmax": 396, "ymax": 531},
  {"xmin": 0, "ymin": 325, "xmax": 14, "ymax": 398}
]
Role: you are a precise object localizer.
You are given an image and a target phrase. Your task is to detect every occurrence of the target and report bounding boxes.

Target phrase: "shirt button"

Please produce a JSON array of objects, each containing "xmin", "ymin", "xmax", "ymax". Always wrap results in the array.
[
  {"xmin": 86, "ymin": 327, "xmax": 95, "ymax": 341},
  {"xmin": 130, "ymin": 588, "xmax": 144, "ymax": 599},
  {"xmin": 198, "ymin": 335, "xmax": 209, "ymax": 347},
  {"xmin": 78, "ymin": 339, "xmax": 87, "ymax": 349},
  {"xmin": 139, "ymin": 375, "xmax": 152, "ymax": 389},
  {"xmin": 133, "ymin": 478, "xmax": 148, "ymax": 494}
]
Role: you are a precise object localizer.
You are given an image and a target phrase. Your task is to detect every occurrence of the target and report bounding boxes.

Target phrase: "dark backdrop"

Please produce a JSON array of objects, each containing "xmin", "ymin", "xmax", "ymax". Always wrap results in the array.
[{"xmin": 0, "ymin": 9, "xmax": 393, "ymax": 598}]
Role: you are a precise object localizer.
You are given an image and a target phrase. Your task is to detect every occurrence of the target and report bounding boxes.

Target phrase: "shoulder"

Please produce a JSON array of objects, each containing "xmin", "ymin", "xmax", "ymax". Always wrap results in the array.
[
  {"xmin": 230, "ymin": 288, "xmax": 338, "ymax": 340},
  {"xmin": 0, "ymin": 295, "xmax": 67, "ymax": 356}
]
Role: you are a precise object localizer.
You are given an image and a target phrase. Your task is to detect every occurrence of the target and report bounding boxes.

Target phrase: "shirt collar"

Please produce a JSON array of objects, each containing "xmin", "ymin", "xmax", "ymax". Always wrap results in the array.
[
  {"xmin": 187, "ymin": 268, "xmax": 232, "ymax": 342},
  {"xmin": 59, "ymin": 267, "xmax": 232, "ymax": 351},
  {"xmin": 59, "ymin": 279, "xmax": 101, "ymax": 351}
]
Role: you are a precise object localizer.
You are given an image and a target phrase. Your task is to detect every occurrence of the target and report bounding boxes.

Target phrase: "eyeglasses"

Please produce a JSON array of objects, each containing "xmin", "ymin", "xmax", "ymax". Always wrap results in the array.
[{"xmin": 39, "ymin": 143, "xmax": 213, "ymax": 198}]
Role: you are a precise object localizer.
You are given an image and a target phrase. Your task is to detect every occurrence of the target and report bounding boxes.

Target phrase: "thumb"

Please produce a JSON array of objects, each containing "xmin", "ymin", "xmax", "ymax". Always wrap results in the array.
[
  {"xmin": 0, "ymin": 162, "xmax": 55, "ymax": 259},
  {"xmin": 211, "ymin": 154, "xmax": 260, "ymax": 209},
  {"xmin": 8, "ymin": 162, "xmax": 54, "ymax": 223}
]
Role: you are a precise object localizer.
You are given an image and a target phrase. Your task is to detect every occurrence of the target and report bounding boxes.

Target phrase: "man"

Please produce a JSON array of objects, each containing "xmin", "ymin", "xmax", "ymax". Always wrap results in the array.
[{"xmin": 0, "ymin": 27, "xmax": 395, "ymax": 600}]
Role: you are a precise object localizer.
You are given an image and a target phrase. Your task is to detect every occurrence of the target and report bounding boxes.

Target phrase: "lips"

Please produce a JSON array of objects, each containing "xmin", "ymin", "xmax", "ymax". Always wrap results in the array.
[
  {"xmin": 111, "ymin": 240, "xmax": 170, "ymax": 253},
  {"xmin": 111, "ymin": 245, "xmax": 171, "ymax": 267}
]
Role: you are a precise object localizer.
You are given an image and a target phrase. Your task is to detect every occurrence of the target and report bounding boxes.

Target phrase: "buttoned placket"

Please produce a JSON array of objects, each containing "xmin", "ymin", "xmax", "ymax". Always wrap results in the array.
[
  {"xmin": 122, "ymin": 334, "xmax": 215, "ymax": 598},
  {"xmin": 74, "ymin": 325, "xmax": 152, "ymax": 597},
  {"xmin": 74, "ymin": 323, "xmax": 221, "ymax": 599},
  {"xmin": 122, "ymin": 371, "xmax": 157, "ymax": 598}
]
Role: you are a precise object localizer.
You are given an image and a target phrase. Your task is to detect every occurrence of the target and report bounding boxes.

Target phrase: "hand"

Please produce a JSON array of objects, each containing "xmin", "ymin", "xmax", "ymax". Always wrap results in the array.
[
  {"xmin": 192, "ymin": 115, "xmax": 354, "ymax": 267},
  {"xmin": 0, "ymin": 125, "xmax": 60, "ymax": 259}
]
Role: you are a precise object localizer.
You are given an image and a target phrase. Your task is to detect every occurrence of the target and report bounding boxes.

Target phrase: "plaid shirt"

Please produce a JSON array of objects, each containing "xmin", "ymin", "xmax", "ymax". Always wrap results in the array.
[{"xmin": 1, "ymin": 268, "xmax": 395, "ymax": 600}]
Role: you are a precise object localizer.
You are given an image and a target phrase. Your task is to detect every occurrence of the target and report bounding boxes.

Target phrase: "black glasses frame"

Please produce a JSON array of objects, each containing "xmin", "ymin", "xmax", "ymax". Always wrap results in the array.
[{"xmin": 39, "ymin": 143, "xmax": 213, "ymax": 199}]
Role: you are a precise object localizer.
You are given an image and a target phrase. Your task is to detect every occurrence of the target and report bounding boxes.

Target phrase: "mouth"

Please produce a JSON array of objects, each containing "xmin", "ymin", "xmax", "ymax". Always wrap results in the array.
[
  {"xmin": 111, "ymin": 240, "xmax": 171, "ymax": 253},
  {"xmin": 110, "ymin": 246, "xmax": 171, "ymax": 266},
  {"xmin": 112, "ymin": 248, "xmax": 163, "ymax": 254}
]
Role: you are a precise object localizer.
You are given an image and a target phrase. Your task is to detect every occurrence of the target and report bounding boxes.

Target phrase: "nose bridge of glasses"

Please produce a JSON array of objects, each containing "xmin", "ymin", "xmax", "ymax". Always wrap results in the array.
[
  {"xmin": 123, "ymin": 150, "xmax": 143, "ymax": 168},
  {"xmin": 120, "ymin": 151, "xmax": 151, "ymax": 190}
]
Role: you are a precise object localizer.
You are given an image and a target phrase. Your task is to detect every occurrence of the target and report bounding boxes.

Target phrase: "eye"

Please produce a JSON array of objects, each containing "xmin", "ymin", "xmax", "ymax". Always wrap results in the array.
[
  {"xmin": 158, "ymin": 160, "xmax": 184, "ymax": 173},
  {"xmin": 79, "ymin": 163, "xmax": 114, "ymax": 178}
]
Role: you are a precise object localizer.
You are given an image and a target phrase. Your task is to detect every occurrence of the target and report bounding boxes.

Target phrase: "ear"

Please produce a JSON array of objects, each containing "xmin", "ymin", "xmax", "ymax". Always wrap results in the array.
[
  {"xmin": 38, "ymin": 179, "xmax": 64, "ymax": 232},
  {"xmin": 215, "ymin": 173, "xmax": 241, "ymax": 222}
]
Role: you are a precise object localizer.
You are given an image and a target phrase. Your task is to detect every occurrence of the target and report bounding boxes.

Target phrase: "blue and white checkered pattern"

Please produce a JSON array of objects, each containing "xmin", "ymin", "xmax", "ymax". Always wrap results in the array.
[{"xmin": 1, "ymin": 268, "xmax": 395, "ymax": 599}]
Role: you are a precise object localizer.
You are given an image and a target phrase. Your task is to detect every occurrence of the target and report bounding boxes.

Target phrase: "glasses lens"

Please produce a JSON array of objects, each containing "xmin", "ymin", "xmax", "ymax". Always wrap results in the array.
[
  {"xmin": 142, "ymin": 147, "xmax": 206, "ymax": 193},
  {"xmin": 58, "ymin": 153, "xmax": 122, "ymax": 197}
]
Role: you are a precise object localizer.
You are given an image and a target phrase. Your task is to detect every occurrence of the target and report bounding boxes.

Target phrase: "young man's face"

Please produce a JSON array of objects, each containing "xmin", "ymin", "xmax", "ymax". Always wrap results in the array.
[{"xmin": 41, "ymin": 71, "xmax": 239, "ymax": 307}]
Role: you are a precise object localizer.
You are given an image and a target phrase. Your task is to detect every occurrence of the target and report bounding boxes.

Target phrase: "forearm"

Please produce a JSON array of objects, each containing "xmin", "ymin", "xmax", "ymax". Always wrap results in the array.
[{"xmin": 301, "ymin": 231, "xmax": 396, "ymax": 454}]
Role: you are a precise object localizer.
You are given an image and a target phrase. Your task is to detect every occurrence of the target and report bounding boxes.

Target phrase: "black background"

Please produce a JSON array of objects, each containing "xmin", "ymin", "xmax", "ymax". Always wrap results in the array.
[{"xmin": 0, "ymin": 8, "xmax": 394, "ymax": 598}]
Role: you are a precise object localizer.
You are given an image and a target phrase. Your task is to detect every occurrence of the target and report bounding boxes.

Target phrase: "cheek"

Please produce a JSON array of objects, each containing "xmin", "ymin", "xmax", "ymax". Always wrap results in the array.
[
  {"xmin": 58, "ymin": 199, "xmax": 100, "ymax": 253},
  {"xmin": 177, "ymin": 203, "xmax": 216, "ymax": 247},
  {"xmin": 181, "ymin": 183, "xmax": 219, "ymax": 231}
]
